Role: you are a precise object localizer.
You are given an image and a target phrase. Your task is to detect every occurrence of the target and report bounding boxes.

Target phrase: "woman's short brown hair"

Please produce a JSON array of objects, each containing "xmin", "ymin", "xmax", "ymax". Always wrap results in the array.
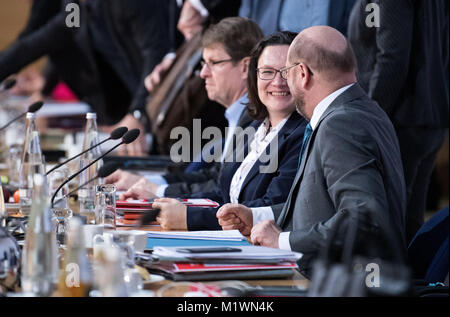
[{"xmin": 247, "ymin": 31, "xmax": 298, "ymax": 121}]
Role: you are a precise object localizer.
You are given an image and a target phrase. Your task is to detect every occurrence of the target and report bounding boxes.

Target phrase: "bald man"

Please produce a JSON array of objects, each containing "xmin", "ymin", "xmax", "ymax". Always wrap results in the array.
[{"xmin": 217, "ymin": 26, "xmax": 408, "ymax": 277}]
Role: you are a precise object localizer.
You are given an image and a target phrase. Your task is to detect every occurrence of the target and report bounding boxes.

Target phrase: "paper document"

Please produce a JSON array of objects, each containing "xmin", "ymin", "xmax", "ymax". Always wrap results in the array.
[
  {"xmin": 147, "ymin": 230, "xmax": 246, "ymax": 241},
  {"xmin": 152, "ymin": 245, "xmax": 303, "ymax": 262}
]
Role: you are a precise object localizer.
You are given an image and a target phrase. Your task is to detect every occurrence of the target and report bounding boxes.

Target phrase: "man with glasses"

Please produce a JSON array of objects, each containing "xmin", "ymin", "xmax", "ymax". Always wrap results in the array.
[
  {"xmin": 107, "ymin": 17, "xmax": 263, "ymax": 199},
  {"xmin": 217, "ymin": 26, "xmax": 408, "ymax": 277}
]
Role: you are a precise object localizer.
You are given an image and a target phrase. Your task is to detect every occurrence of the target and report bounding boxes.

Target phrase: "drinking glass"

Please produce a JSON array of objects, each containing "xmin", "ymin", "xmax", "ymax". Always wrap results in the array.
[
  {"xmin": 94, "ymin": 184, "xmax": 116, "ymax": 229},
  {"xmin": 48, "ymin": 166, "xmax": 73, "ymax": 244}
]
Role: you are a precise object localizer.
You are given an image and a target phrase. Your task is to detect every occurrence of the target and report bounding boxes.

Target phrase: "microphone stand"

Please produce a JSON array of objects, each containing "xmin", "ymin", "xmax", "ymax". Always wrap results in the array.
[
  {"xmin": 46, "ymin": 138, "xmax": 113, "ymax": 175},
  {"xmin": 50, "ymin": 141, "xmax": 124, "ymax": 208}
]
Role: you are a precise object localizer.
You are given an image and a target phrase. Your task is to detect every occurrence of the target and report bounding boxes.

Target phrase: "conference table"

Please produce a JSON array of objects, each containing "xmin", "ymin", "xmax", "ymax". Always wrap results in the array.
[{"xmin": 1, "ymin": 166, "xmax": 308, "ymax": 298}]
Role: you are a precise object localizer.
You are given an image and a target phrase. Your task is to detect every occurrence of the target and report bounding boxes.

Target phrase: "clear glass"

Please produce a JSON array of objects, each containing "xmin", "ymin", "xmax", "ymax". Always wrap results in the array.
[
  {"xmin": 48, "ymin": 166, "xmax": 73, "ymax": 245},
  {"xmin": 21, "ymin": 174, "xmax": 59, "ymax": 296},
  {"xmin": 78, "ymin": 113, "xmax": 103, "ymax": 219},
  {"xmin": 94, "ymin": 184, "xmax": 116, "ymax": 229},
  {"xmin": 18, "ymin": 113, "xmax": 45, "ymax": 217},
  {"xmin": 8, "ymin": 144, "xmax": 22, "ymax": 187}
]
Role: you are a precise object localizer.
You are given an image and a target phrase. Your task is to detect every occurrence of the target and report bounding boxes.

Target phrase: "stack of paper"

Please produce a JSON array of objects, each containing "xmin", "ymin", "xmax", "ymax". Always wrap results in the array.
[
  {"xmin": 138, "ymin": 245, "xmax": 303, "ymax": 281},
  {"xmin": 152, "ymin": 245, "xmax": 302, "ymax": 263},
  {"xmin": 147, "ymin": 230, "xmax": 246, "ymax": 241}
]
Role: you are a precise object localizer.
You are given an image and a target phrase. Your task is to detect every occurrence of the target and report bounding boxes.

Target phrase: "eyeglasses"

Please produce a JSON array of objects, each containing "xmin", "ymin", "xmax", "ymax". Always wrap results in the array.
[
  {"xmin": 280, "ymin": 63, "xmax": 314, "ymax": 80},
  {"xmin": 279, "ymin": 63, "xmax": 300, "ymax": 80},
  {"xmin": 257, "ymin": 68, "xmax": 287, "ymax": 81},
  {"xmin": 200, "ymin": 59, "xmax": 234, "ymax": 70}
]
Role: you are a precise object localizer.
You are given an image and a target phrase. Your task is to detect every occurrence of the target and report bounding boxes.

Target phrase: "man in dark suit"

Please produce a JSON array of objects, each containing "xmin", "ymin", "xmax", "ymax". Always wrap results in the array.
[
  {"xmin": 0, "ymin": 0, "xmax": 171, "ymax": 155},
  {"xmin": 348, "ymin": 0, "xmax": 449, "ymax": 244},
  {"xmin": 218, "ymin": 26, "xmax": 407, "ymax": 277}
]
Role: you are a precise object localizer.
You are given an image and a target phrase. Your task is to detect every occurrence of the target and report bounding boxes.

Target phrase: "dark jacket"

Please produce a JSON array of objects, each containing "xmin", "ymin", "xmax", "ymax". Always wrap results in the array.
[
  {"xmin": 186, "ymin": 111, "xmax": 307, "ymax": 230},
  {"xmin": 0, "ymin": 0, "xmax": 171, "ymax": 125},
  {"xmin": 348, "ymin": 0, "xmax": 449, "ymax": 129},
  {"xmin": 162, "ymin": 109, "xmax": 254, "ymax": 196}
]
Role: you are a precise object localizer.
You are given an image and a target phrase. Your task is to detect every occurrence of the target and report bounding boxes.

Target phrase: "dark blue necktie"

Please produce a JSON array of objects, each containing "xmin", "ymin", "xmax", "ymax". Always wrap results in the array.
[{"xmin": 298, "ymin": 123, "xmax": 313, "ymax": 168}]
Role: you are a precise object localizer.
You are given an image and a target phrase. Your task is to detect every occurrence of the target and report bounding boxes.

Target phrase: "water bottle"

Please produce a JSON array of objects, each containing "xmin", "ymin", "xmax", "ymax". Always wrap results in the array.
[
  {"xmin": 18, "ymin": 112, "xmax": 45, "ymax": 217},
  {"xmin": 21, "ymin": 174, "xmax": 59, "ymax": 296},
  {"xmin": 78, "ymin": 113, "xmax": 103, "ymax": 224}
]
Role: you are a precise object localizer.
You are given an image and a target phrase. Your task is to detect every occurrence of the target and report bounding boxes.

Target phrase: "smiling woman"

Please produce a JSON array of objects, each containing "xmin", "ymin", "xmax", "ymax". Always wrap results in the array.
[{"xmin": 247, "ymin": 31, "xmax": 298, "ymax": 122}]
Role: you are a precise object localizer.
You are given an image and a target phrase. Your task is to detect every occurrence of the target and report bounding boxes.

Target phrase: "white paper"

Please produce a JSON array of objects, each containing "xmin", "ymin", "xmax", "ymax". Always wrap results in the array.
[
  {"xmin": 147, "ymin": 230, "xmax": 246, "ymax": 241},
  {"xmin": 153, "ymin": 245, "xmax": 303, "ymax": 262}
]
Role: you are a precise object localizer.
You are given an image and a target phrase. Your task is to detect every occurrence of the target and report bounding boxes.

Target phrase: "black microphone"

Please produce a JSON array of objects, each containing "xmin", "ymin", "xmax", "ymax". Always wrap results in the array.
[
  {"xmin": 0, "ymin": 101, "xmax": 44, "ymax": 132},
  {"xmin": 0, "ymin": 78, "xmax": 16, "ymax": 93},
  {"xmin": 45, "ymin": 126, "xmax": 128, "ymax": 175},
  {"xmin": 52, "ymin": 162, "xmax": 121, "ymax": 206},
  {"xmin": 50, "ymin": 129, "xmax": 141, "ymax": 208}
]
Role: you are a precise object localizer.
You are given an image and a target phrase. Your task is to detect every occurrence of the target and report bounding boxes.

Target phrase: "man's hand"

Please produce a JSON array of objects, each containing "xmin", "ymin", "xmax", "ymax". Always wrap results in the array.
[
  {"xmin": 250, "ymin": 220, "xmax": 281, "ymax": 249},
  {"xmin": 216, "ymin": 203, "xmax": 253, "ymax": 236},
  {"xmin": 152, "ymin": 198, "xmax": 187, "ymax": 230},
  {"xmin": 104, "ymin": 170, "xmax": 143, "ymax": 191},
  {"xmin": 177, "ymin": 1, "xmax": 204, "ymax": 40},
  {"xmin": 113, "ymin": 114, "xmax": 147, "ymax": 156},
  {"xmin": 144, "ymin": 57, "xmax": 175, "ymax": 93}
]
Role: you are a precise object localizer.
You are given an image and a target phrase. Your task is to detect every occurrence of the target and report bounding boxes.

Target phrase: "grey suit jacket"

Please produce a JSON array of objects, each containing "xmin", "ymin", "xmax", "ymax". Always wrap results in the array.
[{"xmin": 272, "ymin": 84, "xmax": 407, "ymax": 276}]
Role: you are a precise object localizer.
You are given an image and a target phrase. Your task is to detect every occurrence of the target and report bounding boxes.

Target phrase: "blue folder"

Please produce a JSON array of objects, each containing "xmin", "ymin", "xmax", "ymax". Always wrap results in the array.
[{"xmin": 146, "ymin": 237, "xmax": 251, "ymax": 250}]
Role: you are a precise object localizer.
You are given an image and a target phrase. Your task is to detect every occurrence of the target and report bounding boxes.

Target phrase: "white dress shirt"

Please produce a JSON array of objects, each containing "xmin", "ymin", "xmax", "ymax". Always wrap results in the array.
[
  {"xmin": 229, "ymin": 117, "xmax": 288, "ymax": 203},
  {"xmin": 251, "ymin": 83, "xmax": 355, "ymax": 250}
]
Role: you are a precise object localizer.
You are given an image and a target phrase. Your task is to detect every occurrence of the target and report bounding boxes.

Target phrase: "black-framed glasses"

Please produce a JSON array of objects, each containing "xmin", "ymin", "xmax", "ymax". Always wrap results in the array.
[
  {"xmin": 257, "ymin": 68, "xmax": 286, "ymax": 81},
  {"xmin": 200, "ymin": 59, "xmax": 233, "ymax": 70}
]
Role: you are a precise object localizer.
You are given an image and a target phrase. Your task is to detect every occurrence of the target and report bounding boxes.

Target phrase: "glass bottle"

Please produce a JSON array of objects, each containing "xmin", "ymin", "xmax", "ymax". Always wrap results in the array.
[
  {"xmin": 78, "ymin": 113, "xmax": 103, "ymax": 223},
  {"xmin": 57, "ymin": 217, "xmax": 92, "ymax": 297},
  {"xmin": 0, "ymin": 184, "xmax": 5, "ymax": 227},
  {"xmin": 18, "ymin": 112, "xmax": 45, "ymax": 217},
  {"xmin": 21, "ymin": 173, "xmax": 59, "ymax": 296}
]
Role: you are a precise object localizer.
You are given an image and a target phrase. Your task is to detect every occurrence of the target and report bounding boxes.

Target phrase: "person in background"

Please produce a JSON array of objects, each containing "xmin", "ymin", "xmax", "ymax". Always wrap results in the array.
[
  {"xmin": 348, "ymin": 0, "xmax": 449, "ymax": 243},
  {"xmin": 239, "ymin": 0, "xmax": 355, "ymax": 36},
  {"xmin": 0, "ymin": 0, "xmax": 171, "ymax": 156}
]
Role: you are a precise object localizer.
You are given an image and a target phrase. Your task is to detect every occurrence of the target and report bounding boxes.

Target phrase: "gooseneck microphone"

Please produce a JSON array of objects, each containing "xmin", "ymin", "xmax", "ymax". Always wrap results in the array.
[
  {"xmin": 52, "ymin": 161, "xmax": 121, "ymax": 206},
  {"xmin": 45, "ymin": 126, "xmax": 128, "ymax": 175},
  {"xmin": 50, "ymin": 128, "xmax": 140, "ymax": 208},
  {"xmin": 0, "ymin": 101, "xmax": 44, "ymax": 132}
]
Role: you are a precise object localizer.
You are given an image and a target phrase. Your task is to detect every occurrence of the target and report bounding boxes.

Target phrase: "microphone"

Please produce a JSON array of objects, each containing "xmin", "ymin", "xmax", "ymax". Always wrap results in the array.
[
  {"xmin": 0, "ymin": 78, "xmax": 16, "ymax": 93},
  {"xmin": 45, "ymin": 126, "xmax": 128, "ymax": 175},
  {"xmin": 52, "ymin": 162, "xmax": 121, "ymax": 206},
  {"xmin": 50, "ymin": 129, "xmax": 141, "ymax": 208},
  {"xmin": 0, "ymin": 101, "xmax": 44, "ymax": 132}
]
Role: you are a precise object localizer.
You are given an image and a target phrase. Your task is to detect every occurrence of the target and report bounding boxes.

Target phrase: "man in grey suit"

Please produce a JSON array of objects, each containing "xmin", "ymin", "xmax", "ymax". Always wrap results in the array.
[{"xmin": 217, "ymin": 26, "xmax": 408, "ymax": 277}]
